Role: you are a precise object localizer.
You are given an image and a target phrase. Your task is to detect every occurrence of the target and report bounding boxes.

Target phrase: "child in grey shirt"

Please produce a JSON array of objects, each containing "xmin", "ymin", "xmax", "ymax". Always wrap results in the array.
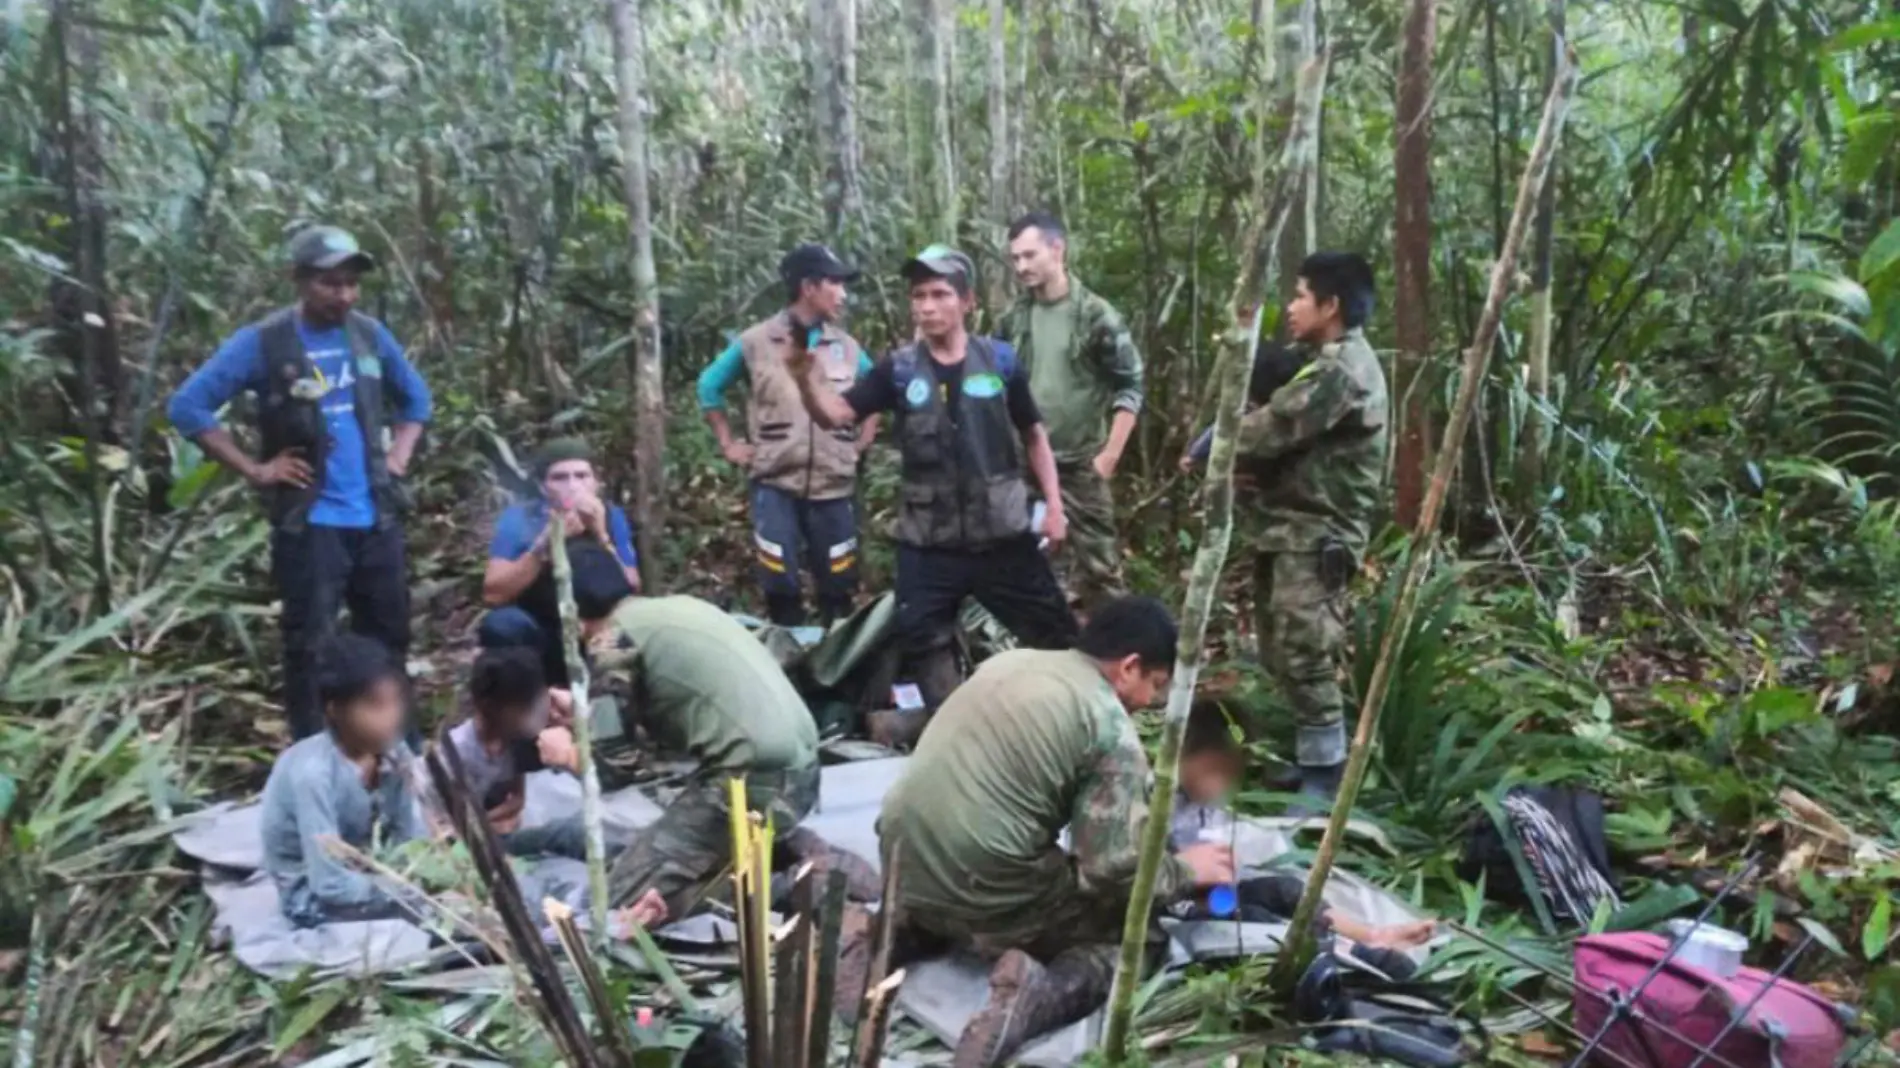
[{"xmin": 260, "ymin": 634, "xmax": 427, "ymax": 927}]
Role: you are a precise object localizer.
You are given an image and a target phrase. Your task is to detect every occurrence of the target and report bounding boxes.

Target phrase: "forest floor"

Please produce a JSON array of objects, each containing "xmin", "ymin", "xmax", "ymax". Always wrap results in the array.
[{"xmin": 6, "ymin": 406, "xmax": 1900, "ymax": 1067}]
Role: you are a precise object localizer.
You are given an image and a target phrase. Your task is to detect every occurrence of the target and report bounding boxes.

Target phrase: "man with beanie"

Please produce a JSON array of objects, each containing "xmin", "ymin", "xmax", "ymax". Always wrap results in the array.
[
  {"xmin": 480, "ymin": 436, "xmax": 640, "ymax": 684},
  {"xmin": 787, "ymin": 245, "xmax": 1077, "ymax": 743},
  {"xmin": 697, "ymin": 244, "xmax": 878, "ymax": 626},
  {"xmin": 168, "ymin": 225, "xmax": 432, "ymax": 740}
]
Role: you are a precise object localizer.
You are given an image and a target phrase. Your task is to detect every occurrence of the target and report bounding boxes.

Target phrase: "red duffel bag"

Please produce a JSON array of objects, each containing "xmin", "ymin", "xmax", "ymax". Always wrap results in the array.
[{"xmin": 1572, "ymin": 932, "xmax": 1850, "ymax": 1068}]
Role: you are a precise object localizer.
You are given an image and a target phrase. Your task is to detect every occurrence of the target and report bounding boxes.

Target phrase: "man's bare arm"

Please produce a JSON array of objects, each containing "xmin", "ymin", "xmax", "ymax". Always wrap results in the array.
[
  {"xmin": 856, "ymin": 414, "xmax": 881, "ymax": 453},
  {"xmin": 196, "ymin": 428, "xmax": 311, "ymax": 488}
]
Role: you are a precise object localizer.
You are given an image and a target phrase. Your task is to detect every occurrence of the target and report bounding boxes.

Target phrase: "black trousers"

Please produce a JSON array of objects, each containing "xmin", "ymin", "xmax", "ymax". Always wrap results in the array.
[
  {"xmin": 893, "ymin": 535, "xmax": 1078, "ymax": 707},
  {"xmin": 750, "ymin": 480, "xmax": 860, "ymax": 625},
  {"xmin": 271, "ymin": 523, "xmax": 412, "ymax": 739}
]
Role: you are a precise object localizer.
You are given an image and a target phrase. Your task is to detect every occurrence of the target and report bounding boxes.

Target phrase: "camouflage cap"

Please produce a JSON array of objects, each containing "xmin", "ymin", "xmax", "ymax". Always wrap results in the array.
[
  {"xmin": 900, "ymin": 244, "xmax": 975, "ymax": 290},
  {"xmin": 287, "ymin": 225, "xmax": 377, "ymax": 273}
]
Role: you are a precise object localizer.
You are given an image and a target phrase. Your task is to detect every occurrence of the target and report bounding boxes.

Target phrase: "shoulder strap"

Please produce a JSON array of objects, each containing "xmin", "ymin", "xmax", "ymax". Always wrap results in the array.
[
  {"xmin": 891, "ymin": 343, "xmax": 922, "ymax": 390},
  {"xmin": 343, "ymin": 311, "xmax": 380, "ymax": 360}
]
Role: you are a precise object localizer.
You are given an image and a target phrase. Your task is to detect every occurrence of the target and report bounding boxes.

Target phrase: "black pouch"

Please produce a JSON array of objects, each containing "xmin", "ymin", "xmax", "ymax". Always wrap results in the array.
[{"xmin": 1318, "ymin": 536, "xmax": 1357, "ymax": 592}]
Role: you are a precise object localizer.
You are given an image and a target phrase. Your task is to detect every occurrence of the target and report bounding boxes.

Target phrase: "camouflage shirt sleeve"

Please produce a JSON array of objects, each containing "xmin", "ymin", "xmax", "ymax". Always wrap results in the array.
[
  {"xmin": 1236, "ymin": 353, "xmax": 1358, "ymax": 462},
  {"xmin": 1090, "ymin": 300, "xmax": 1145, "ymax": 415},
  {"xmin": 1068, "ymin": 711, "xmax": 1195, "ymax": 904}
]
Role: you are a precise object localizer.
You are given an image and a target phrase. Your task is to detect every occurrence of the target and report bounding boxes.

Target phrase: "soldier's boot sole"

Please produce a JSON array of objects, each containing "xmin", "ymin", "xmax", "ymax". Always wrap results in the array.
[{"xmin": 952, "ymin": 949, "xmax": 1110, "ymax": 1068}]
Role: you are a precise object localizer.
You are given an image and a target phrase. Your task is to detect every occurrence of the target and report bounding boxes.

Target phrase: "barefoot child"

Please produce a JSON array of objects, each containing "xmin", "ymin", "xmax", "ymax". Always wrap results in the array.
[{"xmin": 1171, "ymin": 700, "xmax": 1435, "ymax": 954}]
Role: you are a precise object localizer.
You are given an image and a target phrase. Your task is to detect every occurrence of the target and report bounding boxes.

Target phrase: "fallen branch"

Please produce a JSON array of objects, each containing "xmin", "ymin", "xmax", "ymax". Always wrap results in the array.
[{"xmin": 1268, "ymin": 43, "xmax": 1580, "ymax": 995}]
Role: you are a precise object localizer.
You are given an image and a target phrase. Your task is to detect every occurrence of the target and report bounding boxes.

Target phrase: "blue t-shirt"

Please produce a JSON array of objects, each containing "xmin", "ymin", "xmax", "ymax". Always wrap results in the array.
[
  {"xmin": 167, "ymin": 315, "xmax": 432, "ymax": 529},
  {"xmin": 489, "ymin": 501, "xmax": 639, "ymax": 568}
]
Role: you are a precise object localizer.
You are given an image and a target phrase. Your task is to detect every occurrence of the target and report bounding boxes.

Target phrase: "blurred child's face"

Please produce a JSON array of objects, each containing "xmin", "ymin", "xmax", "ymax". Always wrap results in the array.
[
  {"xmin": 479, "ymin": 695, "xmax": 544, "ymax": 740},
  {"xmin": 333, "ymin": 677, "xmax": 406, "ymax": 749},
  {"xmin": 1179, "ymin": 749, "xmax": 1243, "ymax": 805}
]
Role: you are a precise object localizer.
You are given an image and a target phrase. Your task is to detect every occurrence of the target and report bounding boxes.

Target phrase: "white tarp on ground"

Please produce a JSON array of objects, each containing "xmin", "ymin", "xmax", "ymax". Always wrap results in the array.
[{"xmin": 170, "ymin": 756, "xmax": 1436, "ymax": 1067}]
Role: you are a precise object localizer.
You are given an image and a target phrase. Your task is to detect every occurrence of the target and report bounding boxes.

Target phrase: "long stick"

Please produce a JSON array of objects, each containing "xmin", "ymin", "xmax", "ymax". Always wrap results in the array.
[
  {"xmin": 550, "ymin": 519, "xmax": 610, "ymax": 942},
  {"xmin": 1268, "ymin": 45, "xmax": 1579, "ymax": 996},
  {"xmin": 1099, "ymin": 48, "xmax": 1332, "ymax": 1064}
]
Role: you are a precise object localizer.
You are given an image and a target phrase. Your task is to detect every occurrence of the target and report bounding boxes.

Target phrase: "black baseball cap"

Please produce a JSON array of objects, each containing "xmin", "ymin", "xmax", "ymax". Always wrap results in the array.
[
  {"xmin": 779, "ymin": 243, "xmax": 860, "ymax": 287},
  {"xmin": 288, "ymin": 225, "xmax": 377, "ymax": 273}
]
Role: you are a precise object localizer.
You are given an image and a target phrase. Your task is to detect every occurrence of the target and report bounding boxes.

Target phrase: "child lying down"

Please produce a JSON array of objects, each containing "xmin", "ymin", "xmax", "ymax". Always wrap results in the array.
[
  {"xmin": 262, "ymin": 635, "xmax": 665, "ymax": 931},
  {"xmin": 1169, "ymin": 699, "xmax": 1435, "ymax": 967}
]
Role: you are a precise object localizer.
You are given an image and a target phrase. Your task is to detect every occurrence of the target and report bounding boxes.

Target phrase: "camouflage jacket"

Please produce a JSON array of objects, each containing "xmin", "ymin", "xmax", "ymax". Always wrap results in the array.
[
  {"xmin": 995, "ymin": 274, "xmax": 1144, "ymax": 463},
  {"xmin": 1236, "ymin": 328, "xmax": 1389, "ymax": 554}
]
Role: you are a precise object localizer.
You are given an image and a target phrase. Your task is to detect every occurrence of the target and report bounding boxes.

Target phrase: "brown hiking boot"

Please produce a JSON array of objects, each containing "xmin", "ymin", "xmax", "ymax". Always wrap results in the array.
[
  {"xmin": 952, "ymin": 949, "xmax": 1112, "ymax": 1068},
  {"xmin": 781, "ymin": 826, "xmax": 884, "ymax": 902}
]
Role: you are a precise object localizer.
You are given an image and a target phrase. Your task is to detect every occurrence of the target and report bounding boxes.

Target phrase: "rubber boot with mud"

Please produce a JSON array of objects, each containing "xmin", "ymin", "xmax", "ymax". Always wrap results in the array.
[{"xmin": 952, "ymin": 949, "xmax": 1113, "ymax": 1068}]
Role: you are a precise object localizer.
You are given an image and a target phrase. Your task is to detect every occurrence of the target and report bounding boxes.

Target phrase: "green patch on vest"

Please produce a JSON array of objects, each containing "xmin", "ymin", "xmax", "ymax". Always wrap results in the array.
[
  {"xmin": 356, "ymin": 354, "xmax": 384, "ymax": 379},
  {"xmin": 962, "ymin": 372, "xmax": 1005, "ymax": 399}
]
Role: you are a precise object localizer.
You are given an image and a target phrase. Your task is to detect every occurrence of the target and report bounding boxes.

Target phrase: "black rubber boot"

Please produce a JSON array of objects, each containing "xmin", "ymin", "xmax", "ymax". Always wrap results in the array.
[
  {"xmin": 1285, "ymin": 762, "xmax": 1345, "ymax": 820},
  {"xmin": 765, "ymin": 593, "xmax": 807, "ymax": 627}
]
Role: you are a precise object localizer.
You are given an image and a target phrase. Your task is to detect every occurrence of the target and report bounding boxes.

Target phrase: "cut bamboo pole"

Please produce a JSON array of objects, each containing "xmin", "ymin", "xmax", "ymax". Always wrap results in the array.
[{"xmin": 549, "ymin": 519, "xmax": 610, "ymax": 943}]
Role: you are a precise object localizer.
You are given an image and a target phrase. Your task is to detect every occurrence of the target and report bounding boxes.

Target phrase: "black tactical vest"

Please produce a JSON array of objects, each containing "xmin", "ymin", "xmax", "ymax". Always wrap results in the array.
[
  {"xmin": 890, "ymin": 338, "xmax": 1031, "ymax": 549},
  {"xmin": 255, "ymin": 306, "xmax": 397, "ymax": 531}
]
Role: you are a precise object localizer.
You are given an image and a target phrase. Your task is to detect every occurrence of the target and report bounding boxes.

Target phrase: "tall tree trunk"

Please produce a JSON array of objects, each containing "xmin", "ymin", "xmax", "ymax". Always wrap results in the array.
[
  {"xmin": 985, "ymin": 0, "xmax": 1012, "ymax": 308},
  {"xmin": 910, "ymin": 0, "xmax": 956, "ymax": 242},
  {"xmin": 1269, "ymin": 52, "xmax": 1578, "ymax": 996},
  {"xmin": 811, "ymin": 0, "xmax": 864, "ymax": 242},
  {"xmin": 46, "ymin": 0, "xmax": 113, "ymax": 607},
  {"xmin": 1101, "ymin": 46, "xmax": 1332, "ymax": 1067},
  {"xmin": 1390, "ymin": 0, "xmax": 1437, "ymax": 531},
  {"xmin": 1519, "ymin": 0, "xmax": 1565, "ymax": 488},
  {"xmin": 1275, "ymin": 0, "xmax": 1321, "ymax": 308},
  {"xmin": 608, "ymin": 0, "xmax": 666, "ymax": 586}
]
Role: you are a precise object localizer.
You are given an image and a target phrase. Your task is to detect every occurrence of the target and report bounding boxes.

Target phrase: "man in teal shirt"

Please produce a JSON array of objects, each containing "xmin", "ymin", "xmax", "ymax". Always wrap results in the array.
[{"xmin": 697, "ymin": 245, "xmax": 878, "ymax": 626}]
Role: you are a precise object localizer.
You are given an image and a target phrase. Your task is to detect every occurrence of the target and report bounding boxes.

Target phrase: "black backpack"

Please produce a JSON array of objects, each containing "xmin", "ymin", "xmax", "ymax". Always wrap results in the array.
[{"xmin": 1458, "ymin": 785, "xmax": 1620, "ymax": 931}]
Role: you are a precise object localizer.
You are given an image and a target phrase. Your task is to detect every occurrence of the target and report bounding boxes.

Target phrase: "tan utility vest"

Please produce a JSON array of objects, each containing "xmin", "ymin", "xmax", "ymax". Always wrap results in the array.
[{"xmin": 740, "ymin": 311, "xmax": 862, "ymax": 500}]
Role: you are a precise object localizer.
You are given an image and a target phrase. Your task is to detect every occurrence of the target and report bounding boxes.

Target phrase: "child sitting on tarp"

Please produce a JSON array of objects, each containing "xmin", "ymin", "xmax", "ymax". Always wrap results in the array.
[
  {"xmin": 1170, "ymin": 699, "xmax": 1435, "ymax": 957},
  {"xmin": 424, "ymin": 645, "xmax": 589, "ymax": 858},
  {"xmin": 261, "ymin": 634, "xmax": 430, "ymax": 927}
]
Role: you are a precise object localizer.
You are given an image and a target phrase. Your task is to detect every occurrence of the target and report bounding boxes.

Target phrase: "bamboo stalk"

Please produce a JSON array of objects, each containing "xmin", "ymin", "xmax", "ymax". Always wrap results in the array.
[
  {"xmin": 805, "ymin": 868, "xmax": 848, "ymax": 1068},
  {"xmin": 1268, "ymin": 46, "xmax": 1580, "ymax": 996},
  {"xmin": 854, "ymin": 969, "xmax": 907, "ymax": 1068},
  {"xmin": 1099, "ymin": 48, "xmax": 1332, "ymax": 1065},
  {"xmin": 549, "ymin": 518, "xmax": 611, "ymax": 944},
  {"xmin": 546, "ymin": 899, "xmax": 641, "ymax": 1065}
]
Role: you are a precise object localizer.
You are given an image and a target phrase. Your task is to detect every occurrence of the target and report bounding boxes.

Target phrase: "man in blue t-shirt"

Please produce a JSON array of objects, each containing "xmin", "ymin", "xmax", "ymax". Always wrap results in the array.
[
  {"xmin": 479, "ymin": 437, "xmax": 640, "ymax": 684},
  {"xmin": 167, "ymin": 226, "xmax": 432, "ymax": 739}
]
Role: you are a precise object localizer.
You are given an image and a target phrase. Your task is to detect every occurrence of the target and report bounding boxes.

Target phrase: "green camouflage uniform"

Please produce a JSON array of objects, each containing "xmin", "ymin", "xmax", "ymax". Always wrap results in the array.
[
  {"xmin": 876, "ymin": 648, "xmax": 1190, "ymax": 981},
  {"xmin": 1236, "ymin": 328, "xmax": 1388, "ymax": 768},
  {"xmin": 996, "ymin": 275, "xmax": 1144, "ymax": 613},
  {"xmin": 589, "ymin": 595, "xmax": 821, "ymax": 917}
]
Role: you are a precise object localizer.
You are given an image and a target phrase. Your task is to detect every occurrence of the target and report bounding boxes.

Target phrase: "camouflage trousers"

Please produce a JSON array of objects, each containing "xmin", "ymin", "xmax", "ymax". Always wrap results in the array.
[
  {"xmin": 606, "ymin": 762, "xmax": 820, "ymax": 918},
  {"xmin": 1253, "ymin": 550, "xmax": 1352, "ymax": 767},
  {"xmin": 889, "ymin": 885, "xmax": 1166, "ymax": 992},
  {"xmin": 1054, "ymin": 460, "xmax": 1125, "ymax": 614}
]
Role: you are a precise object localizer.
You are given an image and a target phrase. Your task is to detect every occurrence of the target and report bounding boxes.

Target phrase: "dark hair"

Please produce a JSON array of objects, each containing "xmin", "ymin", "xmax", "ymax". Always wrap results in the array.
[
  {"xmin": 1076, "ymin": 595, "xmax": 1178, "ymax": 670},
  {"xmin": 1298, "ymin": 251, "xmax": 1376, "ymax": 329},
  {"xmin": 1250, "ymin": 341, "xmax": 1308, "ymax": 406},
  {"xmin": 1184, "ymin": 699, "xmax": 1247, "ymax": 758},
  {"xmin": 573, "ymin": 548, "xmax": 635, "ymax": 621},
  {"xmin": 1006, "ymin": 211, "xmax": 1067, "ymax": 245},
  {"xmin": 470, "ymin": 646, "xmax": 545, "ymax": 717},
  {"xmin": 315, "ymin": 634, "xmax": 404, "ymax": 713}
]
